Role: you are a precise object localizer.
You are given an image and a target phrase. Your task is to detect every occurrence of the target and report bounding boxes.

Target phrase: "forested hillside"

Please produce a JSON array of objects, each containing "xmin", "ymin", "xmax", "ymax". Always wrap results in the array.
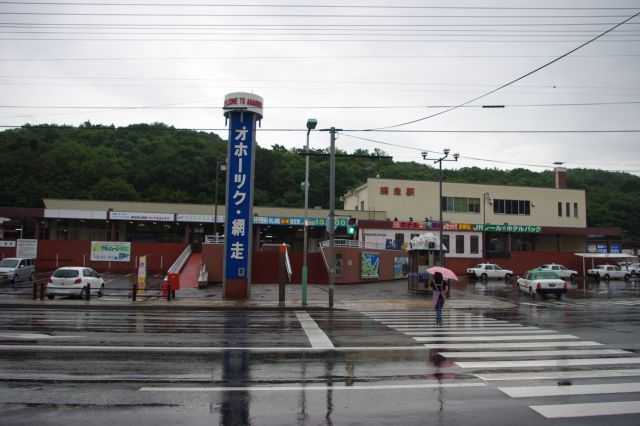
[{"xmin": 1, "ymin": 123, "xmax": 638, "ymax": 240}]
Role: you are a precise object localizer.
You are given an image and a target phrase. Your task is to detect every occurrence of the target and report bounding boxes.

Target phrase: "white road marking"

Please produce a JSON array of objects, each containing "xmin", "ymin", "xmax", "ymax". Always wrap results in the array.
[
  {"xmin": 476, "ymin": 368, "xmax": 640, "ymax": 381},
  {"xmin": 457, "ymin": 357, "xmax": 640, "ymax": 369},
  {"xmin": 439, "ymin": 349, "xmax": 629, "ymax": 358},
  {"xmin": 501, "ymin": 382, "xmax": 640, "ymax": 398},
  {"xmin": 140, "ymin": 381, "xmax": 487, "ymax": 392},
  {"xmin": 295, "ymin": 311, "xmax": 334, "ymax": 349},
  {"xmin": 423, "ymin": 341, "xmax": 602, "ymax": 349},
  {"xmin": 405, "ymin": 330, "xmax": 555, "ymax": 336},
  {"xmin": 0, "ymin": 345, "xmax": 433, "ymax": 353},
  {"xmin": 415, "ymin": 334, "xmax": 578, "ymax": 342},
  {"xmin": 530, "ymin": 401, "xmax": 640, "ymax": 418},
  {"xmin": 394, "ymin": 327, "xmax": 531, "ymax": 333},
  {"xmin": 0, "ymin": 333, "xmax": 82, "ymax": 340}
]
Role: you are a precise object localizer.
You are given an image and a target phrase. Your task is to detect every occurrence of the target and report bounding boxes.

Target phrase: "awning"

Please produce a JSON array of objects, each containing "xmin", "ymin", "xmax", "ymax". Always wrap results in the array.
[{"xmin": 574, "ymin": 253, "xmax": 638, "ymax": 277}]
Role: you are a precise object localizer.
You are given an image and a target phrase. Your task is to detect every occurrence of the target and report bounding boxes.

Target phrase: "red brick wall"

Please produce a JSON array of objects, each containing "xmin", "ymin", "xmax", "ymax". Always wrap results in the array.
[{"xmin": 4, "ymin": 240, "xmax": 186, "ymax": 275}]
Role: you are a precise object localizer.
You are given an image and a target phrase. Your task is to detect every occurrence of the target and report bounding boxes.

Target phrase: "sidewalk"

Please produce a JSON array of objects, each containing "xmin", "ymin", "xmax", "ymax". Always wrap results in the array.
[{"xmin": 1, "ymin": 280, "xmax": 515, "ymax": 311}]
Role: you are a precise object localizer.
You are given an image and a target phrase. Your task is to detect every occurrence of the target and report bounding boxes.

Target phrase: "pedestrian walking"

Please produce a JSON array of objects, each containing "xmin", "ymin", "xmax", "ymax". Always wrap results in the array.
[{"xmin": 430, "ymin": 271, "xmax": 449, "ymax": 326}]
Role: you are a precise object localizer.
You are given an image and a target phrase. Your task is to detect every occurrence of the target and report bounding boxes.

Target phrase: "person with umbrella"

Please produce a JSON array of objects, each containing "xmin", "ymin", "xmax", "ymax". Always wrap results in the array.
[{"xmin": 429, "ymin": 272, "xmax": 448, "ymax": 326}]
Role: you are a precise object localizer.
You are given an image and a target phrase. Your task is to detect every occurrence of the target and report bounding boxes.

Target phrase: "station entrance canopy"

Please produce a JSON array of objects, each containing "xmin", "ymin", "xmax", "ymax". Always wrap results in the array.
[{"xmin": 574, "ymin": 252, "xmax": 638, "ymax": 276}]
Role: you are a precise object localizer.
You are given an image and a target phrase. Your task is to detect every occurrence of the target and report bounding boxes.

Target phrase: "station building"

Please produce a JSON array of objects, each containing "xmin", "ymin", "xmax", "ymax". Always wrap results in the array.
[{"xmin": 0, "ymin": 167, "xmax": 626, "ymax": 280}]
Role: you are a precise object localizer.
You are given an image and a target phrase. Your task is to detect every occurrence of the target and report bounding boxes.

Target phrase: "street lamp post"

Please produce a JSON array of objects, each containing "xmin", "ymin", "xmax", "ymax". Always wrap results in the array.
[
  {"xmin": 422, "ymin": 149, "xmax": 459, "ymax": 267},
  {"xmin": 483, "ymin": 192, "xmax": 491, "ymax": 261},
  {"xmin": 302, "ymin": 118, "xmax": 317, "ymax": 306},
  {"xmin": 213, "ymin": 160, "xmax": 227, "ymax": 239}
]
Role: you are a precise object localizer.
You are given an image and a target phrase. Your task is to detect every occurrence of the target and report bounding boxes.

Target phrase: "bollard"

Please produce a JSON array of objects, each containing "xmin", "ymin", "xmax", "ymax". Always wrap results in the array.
[
  {"xmin": 85, "ymin": 283, "xmax": 91, "ymax": 301},
  {"xmin": 166, "ymin": 282, "xmax": 171, "ymax": 301},
  {"xmin": 132, "ymin": 282, "xmax": 137, "ymax": 301},
  {"xmin": 40, "ymin": 282, "xmax": 45, "ymax": 300},
  {"xmin": 33, "ymin": 282, "xmax": 37, "ymax": 300}
]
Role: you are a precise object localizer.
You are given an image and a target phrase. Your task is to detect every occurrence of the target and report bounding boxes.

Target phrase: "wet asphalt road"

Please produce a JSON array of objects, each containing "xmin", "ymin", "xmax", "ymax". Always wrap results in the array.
[{"xmin": 0, "ymin": 277, "xmax": 639, "ymax": 425}]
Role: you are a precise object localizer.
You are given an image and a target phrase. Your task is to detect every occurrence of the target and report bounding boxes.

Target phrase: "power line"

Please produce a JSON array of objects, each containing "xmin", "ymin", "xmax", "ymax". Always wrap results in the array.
[
  {"xmin": 2, "ymin": 53, "xmax": 639, "ymax": 62},
  {"xmin": 0, "ymin": 124, "xmax": 638, "ymax": 134},
  {"xmin": 1, "ymin": 2, "xmax": 638, "ymax": 11},
  {"xmin": 2, "ymin": 100, "xmax": 640, "ymax": 109},
  {"xmin": 338, "ymin": 133, "xmax": 640, "ymax": 171},
  {"xmin": 365, "ymin": 10, "xmax": 640, "ymax": 131},
  {"xmin": 1, "ymin": 11, "xmax": 637, "ymax": 18}
]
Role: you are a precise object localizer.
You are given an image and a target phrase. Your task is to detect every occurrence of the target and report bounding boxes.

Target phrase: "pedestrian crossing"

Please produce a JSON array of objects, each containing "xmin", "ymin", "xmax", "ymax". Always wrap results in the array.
[
  {"xmin": 521, "ymin": 298, "xmax": 640, "ymax": 308},
  {"xmin": 359, "ymin": 308, "xmax": 640, "ymax": 420}
]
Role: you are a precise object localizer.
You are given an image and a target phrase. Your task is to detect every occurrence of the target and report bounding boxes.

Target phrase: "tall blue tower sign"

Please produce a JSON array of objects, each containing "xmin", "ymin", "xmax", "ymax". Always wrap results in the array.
[{"xmin": 222, "ymin": 92, "xmax": 263, "ymax": 298}]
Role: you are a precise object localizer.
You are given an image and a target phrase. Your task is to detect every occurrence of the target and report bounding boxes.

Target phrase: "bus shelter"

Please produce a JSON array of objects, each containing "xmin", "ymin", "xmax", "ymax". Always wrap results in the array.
[{"xmin": 407, "ymin": 233, "xmax": 447, "ymax": 293}]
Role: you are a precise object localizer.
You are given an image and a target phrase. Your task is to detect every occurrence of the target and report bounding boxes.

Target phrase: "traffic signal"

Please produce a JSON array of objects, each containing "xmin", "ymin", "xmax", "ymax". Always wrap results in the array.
[{"xmin": 347, "ymin": 217, "xmax": 357, "ymax": 235}]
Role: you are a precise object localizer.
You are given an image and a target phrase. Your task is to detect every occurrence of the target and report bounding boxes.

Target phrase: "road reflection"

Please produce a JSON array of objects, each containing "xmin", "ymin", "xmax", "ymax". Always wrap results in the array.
[{"xmin": 220, "ymin": 316, "xmax": 251, "ymax": 426}]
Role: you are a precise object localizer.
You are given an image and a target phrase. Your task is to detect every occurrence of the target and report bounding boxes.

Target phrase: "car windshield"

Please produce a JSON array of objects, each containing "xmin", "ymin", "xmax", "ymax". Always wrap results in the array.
[
  {"xmin": 52, "ymin": 269, "xmax": 79, "ymax": 278},
  {"xmin": 0, "ymin": 259, "xmax": 19, "ymax": 268},
  {"xmin": 536, "ymin": 271, "xmax": 559, "ymax": 279}
]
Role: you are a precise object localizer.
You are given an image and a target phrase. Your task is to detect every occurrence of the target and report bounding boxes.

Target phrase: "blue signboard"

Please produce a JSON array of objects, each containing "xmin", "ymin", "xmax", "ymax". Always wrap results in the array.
[{"xmin": 224, "ymin": 110, "xmax": 256, "ymax": 280}]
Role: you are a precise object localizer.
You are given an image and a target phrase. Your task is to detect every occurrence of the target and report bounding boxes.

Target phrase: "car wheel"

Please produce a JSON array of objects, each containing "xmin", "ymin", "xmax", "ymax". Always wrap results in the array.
[
  {"xmin": 47, "ymin": 294, "xmax": 55, "ymax": 300},
  {"xmin": 98, "ymin": 284, "xmax": 105, "ymax": 297},
  {"xmin": 603, "ymin": 274, "xmax": 610, "ymax": 281},
  {"xmin": 556, "ymin": 293, "xmax": 562, "ymax": 300},
  {"xmin": 29, "ymin": 272, "xmax": 35, "ymax": 282},
  {"xmin": 79, "ymin": 287, "xmax": 86, "ymax": 299},
  {"xmin": 480, "ymin": 273, "xmax": 488, "ymax": 281},
  {"xmin": 624, "ymin": 274, "xmax": 630, "ymax": 281},
  {"xmin": 12, "ymin": 274, "xmax": 18, "ymax": 284},
  {"xmin": 505, "ymin": 273, "xmax": 512, "ymax": 281},
  {"xmin": 530, "ymin": 288, "xmax": 535, "ymax": 299},
  {"xmin": 570, "ymin": 273, "xmax": 576, "ymax": 281}
]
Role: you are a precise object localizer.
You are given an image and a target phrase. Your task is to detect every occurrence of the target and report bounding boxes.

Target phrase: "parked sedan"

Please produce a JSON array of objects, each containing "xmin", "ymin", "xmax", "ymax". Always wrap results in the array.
[
  {"xmin": 466, "ymin": 263, "xmax": 513, "ymax": 281},
  {"xmin": 538, "ymin": 263, "xmax": 578, "ymax": 281},
  {"xmin": 517, "ymin": 269, "xmax": 567, "ymax": 299},
  {"xmin": 47, "ymin": 267, "xmax": 105, "ymax": 299},
  {"xmin": 587, "ymin": 264, "xmax": 630, "ymax": 281}
]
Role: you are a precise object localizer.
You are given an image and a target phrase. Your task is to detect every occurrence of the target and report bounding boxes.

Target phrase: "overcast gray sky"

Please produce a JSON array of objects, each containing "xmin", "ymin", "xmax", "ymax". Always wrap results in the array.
[{"xmin": 1, "ymin": 0, "xmax": 639, "ymax": 175}]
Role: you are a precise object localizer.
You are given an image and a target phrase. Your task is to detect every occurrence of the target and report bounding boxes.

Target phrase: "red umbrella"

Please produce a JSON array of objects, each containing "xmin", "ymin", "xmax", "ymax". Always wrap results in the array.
[{"xmin": 426, "ymin": 266, "xmax": 459, "ymax": 281}]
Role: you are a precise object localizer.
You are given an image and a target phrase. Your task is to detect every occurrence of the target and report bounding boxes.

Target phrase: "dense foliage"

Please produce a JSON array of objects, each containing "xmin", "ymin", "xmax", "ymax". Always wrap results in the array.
[{"xmin": 1, "ymin": 123, "xmax": 638, "ymax": 240}]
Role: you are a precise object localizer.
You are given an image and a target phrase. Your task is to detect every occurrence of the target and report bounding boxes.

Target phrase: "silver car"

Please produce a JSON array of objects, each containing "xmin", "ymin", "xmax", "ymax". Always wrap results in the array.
[{"xmin": 0, "ymin": 257, "xmax": 36, "ymax": 283}]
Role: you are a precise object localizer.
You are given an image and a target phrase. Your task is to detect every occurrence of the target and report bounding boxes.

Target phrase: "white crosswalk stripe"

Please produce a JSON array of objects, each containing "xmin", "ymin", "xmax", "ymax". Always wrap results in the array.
[{"xmin": 360, "ymin": 308, "xmax": 640, "ymax": 420}]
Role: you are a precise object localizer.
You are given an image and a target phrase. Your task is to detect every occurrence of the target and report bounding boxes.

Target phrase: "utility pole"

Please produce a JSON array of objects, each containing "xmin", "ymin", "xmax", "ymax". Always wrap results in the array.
[
  {"xmin": 421, "ymin": 149, "xmax": 459, "ymax": 267},
  {"xmin": 328, "ymin": 127, "xmax": 337, "ymax": 308}
]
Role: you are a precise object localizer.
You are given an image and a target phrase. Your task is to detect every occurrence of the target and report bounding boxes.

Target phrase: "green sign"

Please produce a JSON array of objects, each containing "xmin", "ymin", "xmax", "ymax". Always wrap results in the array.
[{"xmin": 474, "ymin": 224, "xmax": 542, "ymax": 233}]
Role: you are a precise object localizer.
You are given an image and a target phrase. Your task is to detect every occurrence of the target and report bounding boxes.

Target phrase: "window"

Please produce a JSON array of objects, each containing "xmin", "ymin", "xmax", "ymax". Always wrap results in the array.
[
  {"xmin": 360, "ymin": 200, "xmax": 365, "ymax": 211},
  {"xmin": 406, "ymin": 187, "xmax": 415, "ymax": 196},
  {"xmin": 442, "ymin": 235, "xmax": 450, "ymax": 252},
  {"xmin": 442, "ymin": 197, "xmax": 481, "ymax": 213},
  {"xmin": 558, "ymin": 202, "xmax": 562, "ymax": 217},
  {"xmin": 566, "ymin": 202, "xmax": 570, "ymax": 217},
  {"xmin": 380, "ymin": 186, "xmax": 388, "ymax": 195},
  {"xmin": 455, "ymin": 235, "xmax": 465, "ymax": 254},
  {"xmin": 574, "ymin": 202, "xmax": 578, "ymax": 218},
  {"xmin": 470, "ymin": 235, "xmax": 479, "ymax": 254},
  {"xmin": 393, "ymin": 187, "xmax": 401, "ymax": 196},
  {"xmin": 493, "ymin": 199, "xmax": 531, "ymax": 215}
]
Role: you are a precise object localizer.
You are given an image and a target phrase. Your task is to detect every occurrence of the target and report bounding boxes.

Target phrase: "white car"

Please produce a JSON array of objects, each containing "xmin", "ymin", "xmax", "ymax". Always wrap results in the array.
[
  {"xmin": 466, "ymin": 263, "xmax": 513, "ymax": 280},
  {"xmin": 538, "ymin": 264, "xmax": 578, "ymax": 281},
  {"xmin": 47, "ymin": 267, "xmax": 105, "ymax": 299},
  {"xmin": 621, "ymin": 263, "xmax": 640, "ymax": 276},
  {"xmin": 587, "ymin": 264, "xmax": 630, "ymax": 281},
  {"xmin": 517, "ymin": 269, "xmax": 567, "ymax": 299}
]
